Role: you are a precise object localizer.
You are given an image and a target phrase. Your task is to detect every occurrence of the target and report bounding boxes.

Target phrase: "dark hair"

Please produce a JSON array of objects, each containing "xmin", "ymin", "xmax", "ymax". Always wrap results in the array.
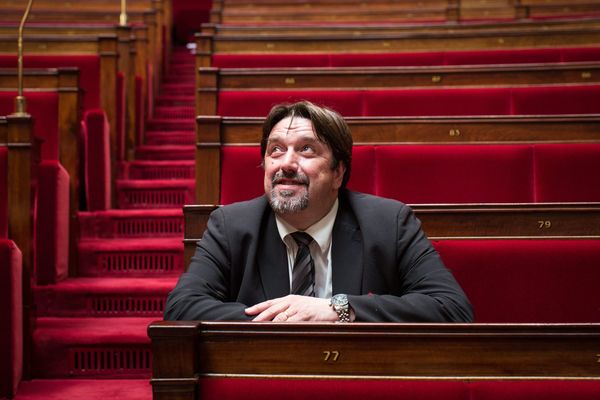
[{"xmin": 261, "ymin": 101, "xmax": 353, "ymax": 188}]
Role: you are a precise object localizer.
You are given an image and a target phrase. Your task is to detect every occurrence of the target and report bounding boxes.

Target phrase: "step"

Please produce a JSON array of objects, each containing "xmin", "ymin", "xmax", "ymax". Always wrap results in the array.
[
  {"xmin": 33, "ymin": 317, "xmax": 154, "ymax": 378},
  {"xmin": 153, "ymin": 105, "xmax": 195, "ymax": 119},
  {"xmin": 135, "ymin": 145, "xmax": 195, "ymax": 161},
  {"xmin": 118, "ymin": 160, "xmax": 195, "ymax": 180},
  {"xmin": 146, "ymin": 118, "xmax": 194, "ymax": 131},
  {"xmin": 78, "ymin": 209, "xmax": 184, "ymax": 239},
  {"xmin": 15, "ymin": 379, "xmax": 152, "ymax": 399},
  {"xmin": 34, "ymin": 277, "xmax": 177, "ymax": 317},
  {"xmin": 155, "ymin": 94, "xmax": 194, "ymax": 107},
  {"xmin": 116, "ymin": 179, "xmax": 195, "ymax": 209},
  {"xmin": 144, "ymin": 131, "xmax": 195, "ymax": 145},
  {"xmin": 77, "ymin": 238, "xmax": 184, "ymax": 277}
]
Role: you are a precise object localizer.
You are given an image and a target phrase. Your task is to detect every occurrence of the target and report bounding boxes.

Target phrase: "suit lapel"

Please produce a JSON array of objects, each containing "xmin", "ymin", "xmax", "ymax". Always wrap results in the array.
[
  {"xmin": 257, "ymin": 211, "xmax": 290, "ymax": 300},
  {"xmin": 331, "ymin": 201, "xmax": 363, "ymax": 295}
]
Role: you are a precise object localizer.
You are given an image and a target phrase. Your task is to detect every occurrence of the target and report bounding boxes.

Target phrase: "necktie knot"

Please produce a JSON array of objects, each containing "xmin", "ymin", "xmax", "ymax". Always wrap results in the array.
[{"xmin": 291, "ymin": 231, "xmax": 312, "ymax": 248}]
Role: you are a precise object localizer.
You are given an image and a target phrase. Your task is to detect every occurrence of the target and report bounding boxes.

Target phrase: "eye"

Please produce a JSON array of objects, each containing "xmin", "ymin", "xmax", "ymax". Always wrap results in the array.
[
  {"xmin": 301, "ymin": 144, "xmax": 315, "ymax": 153},
  {"xmin": 268, "ymin": 145, "xmax": 284, "ymax": 156}
]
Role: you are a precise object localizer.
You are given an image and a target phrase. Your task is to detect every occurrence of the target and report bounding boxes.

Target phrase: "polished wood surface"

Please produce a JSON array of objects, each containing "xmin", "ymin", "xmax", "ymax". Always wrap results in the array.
[{"xmin": 149, "ymin": 321, "xmax": 600, "ymax": 400}]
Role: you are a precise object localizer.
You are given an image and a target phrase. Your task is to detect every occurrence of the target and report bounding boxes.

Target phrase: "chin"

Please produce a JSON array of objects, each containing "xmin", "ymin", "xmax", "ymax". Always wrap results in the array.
[{"xmin": 269, "ymin": 189, "xmax": 309, "ymax": 214}]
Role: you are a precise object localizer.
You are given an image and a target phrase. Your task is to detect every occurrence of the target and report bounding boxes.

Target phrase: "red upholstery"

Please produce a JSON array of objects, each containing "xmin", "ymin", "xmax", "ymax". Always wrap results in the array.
[
  {"xmin": 331, "ymin": 51, "xmax": 445, "ymax": 66},
  {"xmin": 512, "ymin": 84, "xmax": 600, "ymax": 115},
  {"xmin": 35, "ymin": 161, "xmax": 70, "ymax": 285},
  {"xmin": 83, "ymin": 109, "xmax": 111, "ymax": 211},
  {"xmin": 213, "ymin": 53, "xmax": 331, "ymax": 68},
  {"xmin": 433, "ymin": 239, "xmax": 600, "ymax": 323},
  {"xmin": 534, "ymin": 143, "xmax": 600, "ymax": 202},
  {"xmin": 217, "ymin": 90, "xmax": 365, "ymax": 117},
  {"xmin": 219, "ymin": 146, "xmax": 378, "ymax": 204},
  {"xmin": 561, "ymin": 47, "xmax": 600, "ymax": 62},
  {"xmin": 0, "ymin": 55, "xmax": 101, "ymax": 110},
  {"xmin": 364, "ymin": 88, "xmax": 512, "ymax": 116},
  {"xmin": 0, "ymin": 91, "xmax": 59, "ymax": 161},
  {"xmin": 199, "ymin": 377, "xmax": 469, "ymax": 400},
  {"xmin": 135, "ymin": 75, "xmax": 145, "ymax": 147},
  {"xmin": 374, "ymin": 145, "xmax": 534, "ymax": 204},
  {"xmin": 0, "ymin": 147, "xmax": 7, "ymax": 238},
  {"xmin": 443, "ymin": 48, "xmax": 562, "ymax": 65},
  {"xmin": 470, "ymin": 380, "xmax": 600, "ymax": 400},
  {"xmin": 116, "ymin": 71, "xmax": 126, "ymax": 161},
  {"xmin": 211, "ymin": 48, "xmax": 600, "ymax": 68},
  {"xmin": 0, "ymin": 239, "xmax": 22, "ymax": 399},
  {"xmin": 219, "ymin": 144, "xmax": 600, "ymax": 204},
  {"xmin": 198, "ymin": 378, "xmax": 600, "ymax": 400}
]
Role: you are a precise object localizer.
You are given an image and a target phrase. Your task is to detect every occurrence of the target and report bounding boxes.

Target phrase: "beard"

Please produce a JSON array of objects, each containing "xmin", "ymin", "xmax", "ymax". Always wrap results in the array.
[{"xmin": 268, "ymin": 171, "xmax": 309, "ymax": 214}]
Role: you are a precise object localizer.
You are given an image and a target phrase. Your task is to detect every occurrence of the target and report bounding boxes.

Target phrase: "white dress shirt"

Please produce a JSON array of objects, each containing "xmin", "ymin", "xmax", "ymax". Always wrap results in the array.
[{"xmin": 275, "ymin": 199, "xmax": 338, "ymax": 299}]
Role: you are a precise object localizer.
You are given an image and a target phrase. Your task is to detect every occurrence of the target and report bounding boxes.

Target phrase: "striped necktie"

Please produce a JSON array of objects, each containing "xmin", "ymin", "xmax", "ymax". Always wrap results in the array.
[{"xmin": 291, "ymin": 232, "xmax": 315, "ymax": 297}]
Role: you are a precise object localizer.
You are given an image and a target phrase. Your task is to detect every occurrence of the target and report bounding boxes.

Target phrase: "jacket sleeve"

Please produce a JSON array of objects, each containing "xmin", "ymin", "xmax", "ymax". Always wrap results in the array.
[
  {"xmin": 348, "ymin": 205, "xmax": 474, "ymax": 323},
  {"xmin": 164, "ymin": 208, "xmax": 252, "ymax": 321}
]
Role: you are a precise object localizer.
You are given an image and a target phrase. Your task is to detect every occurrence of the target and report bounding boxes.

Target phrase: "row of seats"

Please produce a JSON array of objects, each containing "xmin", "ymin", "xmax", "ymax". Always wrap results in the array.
[
  {"xmin": 219, "ymin": 143, "xmax": 600, "ymax": 205},
  {"xmin": 211, "ymin": 46, "xmax": 600, "ymax": 67}
]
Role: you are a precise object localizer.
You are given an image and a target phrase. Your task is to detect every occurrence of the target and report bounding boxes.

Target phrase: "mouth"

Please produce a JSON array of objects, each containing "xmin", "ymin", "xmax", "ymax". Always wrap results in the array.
[{"xmin": 272, "ymin": 172, "xmax": 309, "ymax": 187}]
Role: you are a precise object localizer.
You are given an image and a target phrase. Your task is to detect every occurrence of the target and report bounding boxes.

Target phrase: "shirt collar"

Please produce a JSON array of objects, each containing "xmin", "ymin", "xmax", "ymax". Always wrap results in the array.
[{"xmin": 275, "ymin": 198, "xmax": 339, "ymax": 253}]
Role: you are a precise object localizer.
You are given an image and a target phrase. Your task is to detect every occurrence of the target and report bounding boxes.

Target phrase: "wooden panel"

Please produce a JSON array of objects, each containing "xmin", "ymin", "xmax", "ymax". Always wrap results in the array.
[{"xmin": 149, "ymin": 321, "xmax": 600, "ymax": 400}]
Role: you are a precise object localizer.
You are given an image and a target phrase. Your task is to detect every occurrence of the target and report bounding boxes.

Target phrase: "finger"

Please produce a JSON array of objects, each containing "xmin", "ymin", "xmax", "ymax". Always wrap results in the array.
[
  {"xmin": 245, "ymin": 300, "xmax": 273, "ymax": 316},
  {"xmin": 252, "ymin": 303, "xmax": 289, "ymax": 322},
  {"xmin": 272, "ymin": 312, "xmax": 289, "ymax": 322}
]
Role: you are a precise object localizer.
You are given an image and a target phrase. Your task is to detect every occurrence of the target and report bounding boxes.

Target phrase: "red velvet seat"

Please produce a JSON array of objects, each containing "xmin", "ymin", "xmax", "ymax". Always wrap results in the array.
[
  {"xmin": 219, "ymin": 146, "xmax": 378, "ymax": 205},
  {"xmin": 212, "ymin": 53, "xmax": 331, "ymax": 68},
  {"xmin": 443, "ymin": 48, "xmax": 562, "ymax": 65},
  {"xmin": 511, "ymin": 84, "xmax": 600, "ymax": 115},
  {"xmin": 364, "ymin": 88, "xmax": 512, "ymax": 117},
  {"xmin": 331, "ymin": 51, "xmax": 445, "ymax": 66},
  {"xmin": 0, "ymin": 147, "xmax": 7, "ymax": 238},
  {"xmin": 374, "ymin": 145, "xmax": 534, "ymax": 204},
  {"xmin": 217, "ymin": 90, "xmax": 365, "ymax": 117},
  {"xmin": 534, "ymin": 143, "xmax": 600, "ymax": 202},
  {"xmin": 82, "ymin": 109, "xmax": 111, "ymax": 211},
  {"xmin": 0, "ymin": 239, "xmax": 22, "ymax": 399},
  {"xmin": 35, "ymin": 161, "xmax": 70, "ymax": 285},
  {"xmin": 433, "ymin": 239, "xmax": 600, "ymax": 323}
]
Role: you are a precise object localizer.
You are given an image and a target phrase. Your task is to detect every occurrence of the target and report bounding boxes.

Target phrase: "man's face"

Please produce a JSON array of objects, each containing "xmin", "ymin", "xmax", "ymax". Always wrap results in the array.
[{"xmin": 263, "ymin": 116, "xmax": 345, "ymax": 220}]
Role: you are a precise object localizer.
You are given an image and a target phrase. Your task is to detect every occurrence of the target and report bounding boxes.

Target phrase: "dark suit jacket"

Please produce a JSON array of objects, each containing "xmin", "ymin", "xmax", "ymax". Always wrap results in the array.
[{"xmin": 164, "ymin": 190, "xmax": 473, "ymax": 322}]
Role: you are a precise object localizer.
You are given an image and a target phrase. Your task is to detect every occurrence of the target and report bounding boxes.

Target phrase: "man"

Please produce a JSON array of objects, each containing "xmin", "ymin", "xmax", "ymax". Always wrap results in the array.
[{"xmin": 164, "ymin": 101, "xmax": 473, "ymax": 323}]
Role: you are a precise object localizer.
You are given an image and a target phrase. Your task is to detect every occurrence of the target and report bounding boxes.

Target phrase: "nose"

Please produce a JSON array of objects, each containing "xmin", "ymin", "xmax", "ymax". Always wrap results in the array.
[{"xmin": 279, "ymin": 148, "xmax": 299, "ymax": 172}]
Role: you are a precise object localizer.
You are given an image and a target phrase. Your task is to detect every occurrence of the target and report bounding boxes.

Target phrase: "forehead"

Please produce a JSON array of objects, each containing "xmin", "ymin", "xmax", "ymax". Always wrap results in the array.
[{"xmin": 268, "ymin": 116, "xmax": 317, "ymax": 141}]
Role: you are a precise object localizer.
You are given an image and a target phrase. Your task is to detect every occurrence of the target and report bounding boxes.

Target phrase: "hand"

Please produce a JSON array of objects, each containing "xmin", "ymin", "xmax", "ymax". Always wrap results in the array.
[{"xmin": 245, "ymin": 295, "xmax": 339, "ymax": 322}]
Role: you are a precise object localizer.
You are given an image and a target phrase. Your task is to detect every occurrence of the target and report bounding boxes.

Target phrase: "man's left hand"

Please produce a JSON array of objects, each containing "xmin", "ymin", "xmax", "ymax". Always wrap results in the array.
[{"xmin": 245, "ymin": 295, "xmax": 338, "ymax": 322}]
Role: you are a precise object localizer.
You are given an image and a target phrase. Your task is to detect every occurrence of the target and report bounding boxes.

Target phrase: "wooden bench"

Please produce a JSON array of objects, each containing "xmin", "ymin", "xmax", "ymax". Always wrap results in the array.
[
  {"xmin": 0, "ymin": 68, "xmax": 80, "ymax": 222},
  {"xmin": 197, "ymin": 62, "xmax": 600, "ymax": 114},
  {"xmin": 195, "ymin": 27, "xmax": 600, "ymax": 67}
]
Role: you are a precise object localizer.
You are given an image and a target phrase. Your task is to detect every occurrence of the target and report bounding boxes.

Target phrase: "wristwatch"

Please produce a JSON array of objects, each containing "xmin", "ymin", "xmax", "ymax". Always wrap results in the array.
[{"xmin": 330, "ymin": 294, "xmax": 351, "ymax": 322}]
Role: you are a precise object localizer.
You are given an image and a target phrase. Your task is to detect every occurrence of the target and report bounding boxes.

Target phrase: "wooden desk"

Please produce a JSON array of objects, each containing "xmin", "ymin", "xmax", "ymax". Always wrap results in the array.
[{"xmin": 148, "ymin": 321, "xmax": 600, "ymax": 400}]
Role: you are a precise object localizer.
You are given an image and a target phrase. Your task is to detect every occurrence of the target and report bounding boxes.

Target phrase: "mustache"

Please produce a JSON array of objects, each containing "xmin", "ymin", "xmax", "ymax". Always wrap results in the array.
[{"xmin": 272, "ymin": 171, "xmax": 309, "ymax": 186}]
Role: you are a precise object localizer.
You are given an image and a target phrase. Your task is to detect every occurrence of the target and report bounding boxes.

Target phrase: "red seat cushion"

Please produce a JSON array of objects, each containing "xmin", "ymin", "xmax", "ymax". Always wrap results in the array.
[
  {"xmin": 0, "ymin": 239, "xmax": 22, "ymax": 398},
  {"xmin": 220, "ymin": 146, "xmax": 263, "ymax": 205},
  {"xmin": 511, "ymin": 84, "xmax": 600, "ymax": 115},
  {"xmin": 374, "ymin": 145, "xmax": 534, "ymax": 204},
  {"xmin": 35, "ymin": 161, "xmax": 70, "ymax": 284},
  {"xmin": 561, "ymin": 47, "xmax": 600, "ymax": 62},
  {"xmin": 0, "ymin": 147, "xmax": 7, "ymax": 238},
  {"xmin": 330, "ymin": 52, "xmax": 445, "ymax": 67},
  {"xmin": 218, "ymin": 90, "xmax": 365, "ymax": 117},
  {"xmin": 363, "ymin": 88, "xmax": 512, "ymax": 116},
  {"xmin": 444, "ymin": 48, "xmax": 562, "ymax": 65},
  {"xmin": 212, "ymin": 54, "xmax": 331, "ymax": 68},
  {"xmin": 534, "ymin": 143, "xmax": 600, "ymax": 202},
  {"xmin": 346, "ymin": 146, "xmax": 376, "ymax": 194},
  {"xmin": 433, "ymin": 239, "xmax": 600, "ymax": 323}
]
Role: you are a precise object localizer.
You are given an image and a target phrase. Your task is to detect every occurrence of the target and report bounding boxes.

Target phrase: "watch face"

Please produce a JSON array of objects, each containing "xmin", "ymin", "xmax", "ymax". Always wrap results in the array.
[{"xmin": 331, "ymin": 294, "xmax": 348, "ymax": 307}]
